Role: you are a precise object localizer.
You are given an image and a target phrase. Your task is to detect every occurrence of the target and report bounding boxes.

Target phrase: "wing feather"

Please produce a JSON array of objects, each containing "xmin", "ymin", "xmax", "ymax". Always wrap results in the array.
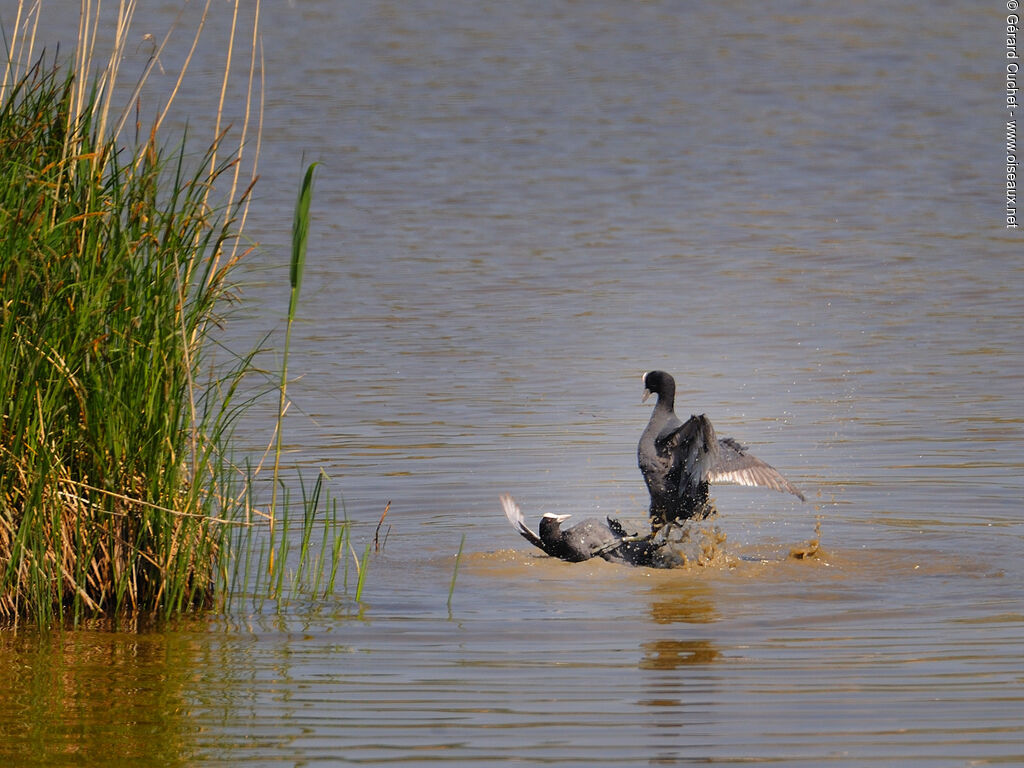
[
  {"xmin": 500, "ymin": 493, "xmax": 546, "ymax": 549},
  {"xmin": 709, "ymin": 437, "xmax": 805, "ymax": 500}
]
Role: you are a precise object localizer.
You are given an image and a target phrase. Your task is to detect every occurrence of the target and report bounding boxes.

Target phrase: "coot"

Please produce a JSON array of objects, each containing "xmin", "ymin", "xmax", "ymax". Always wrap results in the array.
[
  {"xmin": 500, "ymin": 494, "xmax": 722, "ymax": 568},
  {"xmin": 639, "ymin": 370, "xmax": 804, "ymax": 528},
  {"xmin": 501, "ymin": 494, "xmax": 626, "ymax": 562}
]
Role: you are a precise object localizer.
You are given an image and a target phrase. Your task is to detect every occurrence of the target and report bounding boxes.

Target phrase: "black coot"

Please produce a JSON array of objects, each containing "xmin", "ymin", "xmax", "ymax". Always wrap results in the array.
[
  {"xmin": 639, "ymin": 370, "xmax": 804, "ymax": 528},
  {"xmin": 501, "ymin": 494, "xmax": 721, "ymax": 568},
  {"xmin": 501, "ymin": 494, "xmax": 627, "ymax": 563}
]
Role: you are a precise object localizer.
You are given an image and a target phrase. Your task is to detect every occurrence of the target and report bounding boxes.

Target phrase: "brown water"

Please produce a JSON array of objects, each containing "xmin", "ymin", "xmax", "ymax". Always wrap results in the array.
[{"xmin": 4, "ymin": 1, "xmax": 1023, "ymax": 765}]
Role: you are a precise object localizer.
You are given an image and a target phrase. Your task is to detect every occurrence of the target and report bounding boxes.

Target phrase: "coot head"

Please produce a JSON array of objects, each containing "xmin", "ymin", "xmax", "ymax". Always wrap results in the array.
[
  {"xmin": 642, "ymin": 370, "xmax": 676, "ymax": 404},
  {"xmin": 538, "ymin": 512, "xmax": 571, "ymax": 538}
]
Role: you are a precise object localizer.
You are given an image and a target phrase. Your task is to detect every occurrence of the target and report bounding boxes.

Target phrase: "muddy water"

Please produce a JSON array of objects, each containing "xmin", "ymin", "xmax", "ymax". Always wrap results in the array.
[{"xmin": 4, "ymin": 1, "xmax": 1024, "ymax": 765}]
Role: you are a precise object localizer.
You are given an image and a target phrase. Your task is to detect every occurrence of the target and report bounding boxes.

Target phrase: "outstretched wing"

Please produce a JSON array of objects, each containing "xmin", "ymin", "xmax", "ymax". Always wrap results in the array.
[
  {"xmin": 709, "ymin": 437, "xmax": 805, "ymax": 500},
  {"xmin": 500, "ymin": 494, "xmax": 546, "ymax": 550}
]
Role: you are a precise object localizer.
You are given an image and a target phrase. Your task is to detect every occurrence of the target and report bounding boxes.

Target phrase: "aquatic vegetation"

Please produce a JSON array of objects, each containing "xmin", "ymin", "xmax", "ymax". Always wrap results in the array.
[
  {"xmin": 448, "ymin": 532, "xmax": 466, "ymax": 610},
  {"xmin": 0, "ymin": 2, "xmax": 348, "ymax": 626}
]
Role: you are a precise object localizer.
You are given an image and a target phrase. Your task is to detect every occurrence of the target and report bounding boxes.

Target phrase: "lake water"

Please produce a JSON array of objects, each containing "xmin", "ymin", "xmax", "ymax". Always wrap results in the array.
[{"xmin": 3, "ymin": 1, "xmax": 1023, "ymax": 765}]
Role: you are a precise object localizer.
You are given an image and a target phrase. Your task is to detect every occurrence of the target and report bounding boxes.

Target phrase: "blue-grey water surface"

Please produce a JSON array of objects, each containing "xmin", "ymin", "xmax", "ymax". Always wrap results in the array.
[{"xmin": 2, "ymin": 1, "xmax": 1022, "ymax": 765}]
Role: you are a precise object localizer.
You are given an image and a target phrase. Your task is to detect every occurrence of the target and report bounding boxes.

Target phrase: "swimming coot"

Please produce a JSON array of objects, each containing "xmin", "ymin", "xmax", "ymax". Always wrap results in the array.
[{"xmin": 639, "ymin": 370, "xmax": 804, "ymax": 528}]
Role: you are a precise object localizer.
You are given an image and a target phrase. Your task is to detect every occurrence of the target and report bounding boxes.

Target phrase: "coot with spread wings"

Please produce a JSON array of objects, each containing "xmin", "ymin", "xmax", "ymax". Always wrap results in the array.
[{"xmin": 638, "ymin": 370, "xmax": 804, "ymax": 528}]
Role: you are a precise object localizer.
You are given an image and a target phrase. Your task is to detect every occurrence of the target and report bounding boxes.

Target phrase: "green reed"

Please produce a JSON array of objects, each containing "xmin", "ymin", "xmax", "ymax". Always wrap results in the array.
[
  {"xmin": 0, "ymin": 5, "xmax": 351, "ymax": 626},
  {"xmin": 270, "ymin": 163, "xmax": 317, "ymax": 547},
  {"xmin": 0, "ymin": 57, "xmax": 244, "ymax": 624},
  {"xmin": 448, "ymin": 533, "xmax": 466, "ymax": 610},
  {"xmin": 221, "ymin": 162, "xmax": 362, "ymax": 615}
]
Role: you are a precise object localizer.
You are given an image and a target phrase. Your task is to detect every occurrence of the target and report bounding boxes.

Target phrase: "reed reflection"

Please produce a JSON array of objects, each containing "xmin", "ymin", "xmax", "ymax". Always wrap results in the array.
[{"xmin": 0, "ymin": 624, "xmax": 204, "ymax": 767}]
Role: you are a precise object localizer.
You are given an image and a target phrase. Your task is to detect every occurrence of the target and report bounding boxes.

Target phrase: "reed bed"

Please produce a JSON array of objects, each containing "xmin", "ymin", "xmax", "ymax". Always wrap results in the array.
[{"xmin": 0, "ymin": 2, "xmax": 348, "ymax": 627}]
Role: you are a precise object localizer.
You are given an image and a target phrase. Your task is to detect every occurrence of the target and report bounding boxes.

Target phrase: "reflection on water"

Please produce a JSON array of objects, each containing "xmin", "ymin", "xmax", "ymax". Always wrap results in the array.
[
  {"xmin": 5, "ymin": 0, "xmax": 1024, "ymax": 765},
  {"xmin": 641, "ymin": 579, "xmax": 721, "ymax": 671},
  {"xmin": 2, "ymin": 548, "xmax": 1022, "ymax": 765},
  {"xmin": 647, "ymin": 580, "xmax": 718, "ymax": 626},
  {"xmin": 640, "ymin": 639, "xmax": 721, "ymax": 670},
  {"xmin": 0, "ymin": 626, "xmax": 199, "ymax": 767}
]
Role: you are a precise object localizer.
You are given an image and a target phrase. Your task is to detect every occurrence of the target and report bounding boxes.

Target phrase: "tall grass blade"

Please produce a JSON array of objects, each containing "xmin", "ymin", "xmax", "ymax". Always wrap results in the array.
[
  {"xmin": 352, "ymin": 539, "xmax": 372, "ymax": 604},
  {"xmin": 291, "ymin": 162, "xmax": 317, "ymax": 295},
  {"xmin": 270, "ymin": 162, "xmax": 318, "ymax": 541},
  {"xmin": 448, "ymin": 533, "xmax": 467, "ymax": 610}
]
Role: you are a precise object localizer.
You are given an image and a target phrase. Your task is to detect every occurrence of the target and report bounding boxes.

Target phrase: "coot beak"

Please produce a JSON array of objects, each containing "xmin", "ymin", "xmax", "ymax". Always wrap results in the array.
[
  {"xmin": 641, "ymin": 371, "xmax": 652, "ymax": 402},
  {"xmin": 541, "ymin": 512, "xmax": 572, "ymax": 522}
]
